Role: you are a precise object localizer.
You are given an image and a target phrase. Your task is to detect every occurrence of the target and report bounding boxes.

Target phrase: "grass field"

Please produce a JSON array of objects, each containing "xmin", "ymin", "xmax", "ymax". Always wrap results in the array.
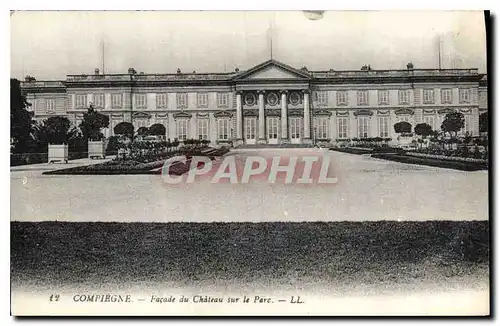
[{"xmin": 11, "ymin": 221, "xmax": 489, "ymax": 294}]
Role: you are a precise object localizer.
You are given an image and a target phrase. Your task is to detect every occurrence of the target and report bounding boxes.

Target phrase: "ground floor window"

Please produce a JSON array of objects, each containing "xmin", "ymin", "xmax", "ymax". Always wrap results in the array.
[
  {"xmin": 463, "ymin": 114, "xmax": 472, "ymax": 134},
  {"xmin": 378, "ymin": 116, "xmax": 389, "ymax": 138},
  {"xmin": 177, "ymin": 119, "xmax": 189, "ymax": 141},
  {"xmin": 217, "ymin": 118, "xmax": 230, "ymax": 140},
  {"xmin": 197, "ymin": 119, "xmax": 209, "ymax": 140},
  {"xmin": 134, "ymin": 119, "xmax": 150, "ymax": 130},
  {"xmin": 423, "ymin": 116, "xmax": 435, "ymax": 130},
  {"xmin": 316, "ymin": 117, "xmax": 328, "ymax": 139},
  {"xmin": 337, "ymin": 117, "xmax": 348, "ymax": 139},
  {"xmin": 357, "ymin": 116, "xmax": 370, "ymax": 138}
]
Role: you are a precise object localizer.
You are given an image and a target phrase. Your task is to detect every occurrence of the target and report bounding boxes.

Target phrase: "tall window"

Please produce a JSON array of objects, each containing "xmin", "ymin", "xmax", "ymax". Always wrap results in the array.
[
  {"xmin": 441, "ymin": 89, "xmax": 452, "ymax": 104},
  {"xmin": 94, "ymin": 94, "xmax": 105, "ymax": 108},
  {"xmin": 423, "ymin": 89, "xmax": 435, "ymax": 104},
  {"xmin": 398, "ymin": 90, "xmax": 410, "ymax": 104},
  {"xmin": 378, "ymin": 116, "xmax": 389, "ymax": 138},
  {"xmin": 76, "ymin": 94, "xmax": 87, "ymax": 108},
  {"xmin": 45, "ymin": 99, "xmax": 55, "ymax": 113},
  {"xmin": 357, "ymin": 90, "xmax": 369, "ymax": 106},
  {"xmin": 197, "ymin": 119, "xmax": 209, "ymax": 140},
  {"xmin": 459, "ymin": 89, "xmax": 471, "ymax": 103},
  {"xmin": 336, "ymin": 91, "xmax": 348, "ymax": 106},
  {"xmin": 424, "ymin": 116, "xmax": 435, "ymax": 130},
  {"xmin": 217, "ymin": 93, "xmax": 229, "ymax": 107},
  {"xmin": 217, "ymin": 118, "xmax": 230, "ymax": 140},
  {"xmin": 357, "ymin": 116, "xmax": 370, "ymax": 138},
  {"xmin": 316, "ymin": 117, "xmax": 328, "ymax": 139},
  {"xmin": 135, "ymin": 94, "xmax": 146, "ymax": 108},
  {"xmin": 177, "ymin": 93, "xmax": 188, "ymax": 108},
  {"xmin": 337, "ymin": 117, "xmax": 348, "ymax": 139},
  {"xmin": 317, "ymin": 91, "xmax": 328, "ymax": 106},
  {"xmin": 463, "ymin": 114, "xmax": 472, "ymax": 134},
  {"xmin": 197, "ymin": 93, "xmax": 208, "ymax": 107},
  {"xmin": 156, "ymin": 93, "xmax": 168, "ymax": 108},
  {"xmin": 378, "ymin": 90, "xmax": 389, "ymax": 105},
  {"xmin": 112, "ymin": 93, "xmax": 122, "ymax": 108},
  {"xmin": 176, "ymin": 119, "xmax": 189, "ymax": 141}
]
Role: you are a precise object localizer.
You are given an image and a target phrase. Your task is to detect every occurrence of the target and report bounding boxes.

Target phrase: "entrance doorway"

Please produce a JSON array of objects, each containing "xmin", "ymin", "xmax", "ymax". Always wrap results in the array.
[
  {"xmin": 267, "ymin": 117, "xmax": 279, "ymax": 144},
  {"xmin": 289, "ymin": 117, "xmax": 302, "ymax": 144},
  {"xmin": 244, "ymin": 117, "xmax": 257, "ymax": 145}
]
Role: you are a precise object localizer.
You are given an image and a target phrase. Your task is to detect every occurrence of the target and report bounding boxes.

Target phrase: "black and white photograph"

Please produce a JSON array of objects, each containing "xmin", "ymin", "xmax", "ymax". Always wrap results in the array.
[{"xmin": 9, "ymin": 9, "xmax": 490, "ymax": 316}]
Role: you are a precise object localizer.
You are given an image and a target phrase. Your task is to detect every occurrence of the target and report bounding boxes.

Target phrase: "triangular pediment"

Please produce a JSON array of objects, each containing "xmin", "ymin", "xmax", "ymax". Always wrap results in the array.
[{"xmin": 233, "ymin": 60, "xmax": 311, "ymax": 81}]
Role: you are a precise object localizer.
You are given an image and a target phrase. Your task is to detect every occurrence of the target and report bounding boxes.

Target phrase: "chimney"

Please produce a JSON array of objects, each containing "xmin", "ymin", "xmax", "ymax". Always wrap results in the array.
[
  {"xmin": 94, "ymin": 68, "xmax": 100, "ymax": 75},
  {"xmin": 128, "ymin": 68, "xmax": 136, "ymax": 74}
]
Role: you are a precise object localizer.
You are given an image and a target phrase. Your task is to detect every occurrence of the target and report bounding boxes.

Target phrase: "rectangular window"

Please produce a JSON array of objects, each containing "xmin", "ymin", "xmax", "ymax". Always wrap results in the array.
[
  {"xmin": 197, "ymin": 93, "xmax": 208, "ymax": 107},
  {"xmin": 398, "ymin": 90, "xmax": 410, "ymax": 104},
  {"xmin": 217, "ymin": 118, "xmax": 230, "ymax": 140},
  {"xmin": 156, "ymin": 93, "xmax": 168, "ymax": 107},
  {"xmin": 357, "ymin": 90, "xmax": 368, "ymax": 106},
  {"xmin": 337, "ymin": 117, "xmax": 348, "ymax": 139},
  {"xmin": 111, "ymin": 94, "xmax": 123, "ymax": 108},
  {"xmin": 378, "ymin": 90, "xmax": 389, "ymax": 105},
  {"xmin": 317, "ymin": 91, "xmax": 328, "ymax": 106},
  {"xmin": 177, "ymin": 93, "xmax": 188, "ymax": 108},
  {"xmin": 378, "ymin": 116, "xmax": 389, "ymax": 138},
  {"xmin": 94, "ymin": 94, "xmax": 104, "ymax": 108},
  {"xmin": 197, "ymin": 119, "xmax": 209, "ymax": 140},
  {"xmin": 336, "ymin": 91, "xmax": 348, "ymax": 106},
  {"xmin": 135, "ymin": 94, "xmax": 146, "ymax": 108},
  {"xmin": 76, "ymin": 94, "xmax": 87, "ymax": 108},
  {"xmin": 45, "ymin": 99, "xmax": 55, "ymax": 113},
  {"xmin": 217, "ymin": 93, "xmax": 229, "ymax": 107},
  {"xmin": 423, "ymin": 89, "xmax": 435, "ymax": 104},
  {"xmin": 459, "ymin": 89, "xmax": 471, "ymax": 103},
  {"xmin": 424, "ymin": 116, "xmax": 435, "ymax": 130},
  {"xmin": 176, "ymin": 119, "xmax": 189, "ymax": 141},
  {"xmin": 441, "ymin": 89, "xmax": 452, "ymax": 104},
  {"xmin": 357, "ymin": 116, "xmax": 370, "ymax": 138},
  {"xmin": 316, "ymin": 117, "xmax": 328, "ymax": 139},
  {"xmin": 463, "ymin": 114, "xmax": 472, "ymax": 134}
]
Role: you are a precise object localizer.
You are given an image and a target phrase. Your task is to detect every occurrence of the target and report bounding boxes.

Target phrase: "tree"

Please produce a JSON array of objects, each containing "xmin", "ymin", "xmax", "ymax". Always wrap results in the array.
[
  {"xmin": 137, "ymin": 127, "xmax": 149, "ymax": 137},
  {"xmin": 79, "ymin": 105, "xmax": 109, "ymax": 141},
  {"xmin": 148, "ymin": 123, "xmax": 166, "ymax": 136},
  {"xmin": 11, "ymin": 78, "xmax": 35, "ymax": 153},
  {"xmin": 393, "ymin": 121, "xmax": 412, "ymax": 134},
  {"xmin": 414, "ymin": 123, "xmax": 433, "ymax": 138},
  {"xmin": 479, "ymin": 112, "xmax": 488, "ymax": 133},
  {"xmin": 37, "ymin": 116, "xmax": 76, "ymax": 145},
  {"xmin": 113, "ymin": 122, "xmax": 134, "ymax": 138},
  {"xmin": 441, "ymin": 112, "xmax": 464, "ymax": 138}
]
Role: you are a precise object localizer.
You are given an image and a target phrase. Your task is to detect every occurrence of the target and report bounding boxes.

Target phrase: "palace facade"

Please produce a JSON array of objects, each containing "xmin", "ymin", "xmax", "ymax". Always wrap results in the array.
[{"xmin": 20, "ymin": 59, "xmax": 487, "ymax": 145}]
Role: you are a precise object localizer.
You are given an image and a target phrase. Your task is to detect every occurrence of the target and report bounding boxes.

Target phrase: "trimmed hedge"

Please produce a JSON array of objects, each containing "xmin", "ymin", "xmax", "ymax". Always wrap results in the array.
[{"xmin": 371, "ymin": 153, "xmax": 488, "ymax": 171}]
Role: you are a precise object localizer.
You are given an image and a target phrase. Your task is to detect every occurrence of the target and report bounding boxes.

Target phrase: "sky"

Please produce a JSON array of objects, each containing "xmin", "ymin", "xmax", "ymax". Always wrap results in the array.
[{"xmin": 10, "ymin": 11, "xmax": 487, "ymax": 80}]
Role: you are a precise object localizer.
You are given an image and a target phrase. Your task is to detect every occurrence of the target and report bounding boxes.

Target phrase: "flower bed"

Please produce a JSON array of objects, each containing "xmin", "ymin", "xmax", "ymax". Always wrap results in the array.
[
  {"xmin": 371, "ymin": 153, "xmax": 488, "ymax": 171},
  {"xmin": 42, "ymin": 147, "xmax": 230, "ymax": 175},
  {"xmin": 406, "ymin": 152, "xmax": 488, "ymax": 164}
]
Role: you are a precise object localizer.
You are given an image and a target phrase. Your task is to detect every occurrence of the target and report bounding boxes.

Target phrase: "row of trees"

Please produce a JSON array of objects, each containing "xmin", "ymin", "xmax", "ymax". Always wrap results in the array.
[{"xmin": 393, "ymin": 111, "xmax": 489, "ymax": 138}]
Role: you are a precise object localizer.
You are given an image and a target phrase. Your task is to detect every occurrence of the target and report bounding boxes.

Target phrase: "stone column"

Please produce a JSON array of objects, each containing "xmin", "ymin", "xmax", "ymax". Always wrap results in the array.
[
  {"xmin": 280, "ymin": 90, "xmax": 288, "ymax": 143},
  {"xmin": 302, "ymin": 90, "xmax": 312, "ymax": 143},
  {"xmin": 257, "ymin": 90, "xmax": 266, "ymax": 143},
  {"xmin": 236, "ymin": 91, "xmax": 243, "ymax": 145}
]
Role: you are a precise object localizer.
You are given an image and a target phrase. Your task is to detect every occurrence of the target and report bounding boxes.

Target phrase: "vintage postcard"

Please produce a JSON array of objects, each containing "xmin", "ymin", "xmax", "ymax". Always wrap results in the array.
[{"xmin": 10, "ymin": 10, "xmax": 490, "ymax": 316}]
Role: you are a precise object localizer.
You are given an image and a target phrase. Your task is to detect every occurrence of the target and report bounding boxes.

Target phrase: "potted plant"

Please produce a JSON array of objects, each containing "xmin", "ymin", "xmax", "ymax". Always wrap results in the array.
[
  {"xmin": 38, "ymin": 116, "xmax": 75, "ymax": 163},
  {"xmin": 79, "ymin": 105, "xmax": 110, "ymax": 159}
]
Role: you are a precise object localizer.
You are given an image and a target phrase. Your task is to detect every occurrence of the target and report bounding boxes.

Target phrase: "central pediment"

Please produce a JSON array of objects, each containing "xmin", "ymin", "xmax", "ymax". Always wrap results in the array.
[{"xmin": 233, "ymin": 59, "xmax": 312, "ymax": 81}]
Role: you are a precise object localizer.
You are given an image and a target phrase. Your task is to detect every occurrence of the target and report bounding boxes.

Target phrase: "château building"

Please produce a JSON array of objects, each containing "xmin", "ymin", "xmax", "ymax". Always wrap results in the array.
[{"xmin": 20, "ymin": 59, "xmax": 487, "ymax": 145}]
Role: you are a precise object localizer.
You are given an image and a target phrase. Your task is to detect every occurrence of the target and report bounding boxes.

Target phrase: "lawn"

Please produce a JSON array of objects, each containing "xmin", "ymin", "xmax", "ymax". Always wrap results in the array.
[{"xmin": 11, "ymin": 221, "xmax": 489, "ymax": 292}]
